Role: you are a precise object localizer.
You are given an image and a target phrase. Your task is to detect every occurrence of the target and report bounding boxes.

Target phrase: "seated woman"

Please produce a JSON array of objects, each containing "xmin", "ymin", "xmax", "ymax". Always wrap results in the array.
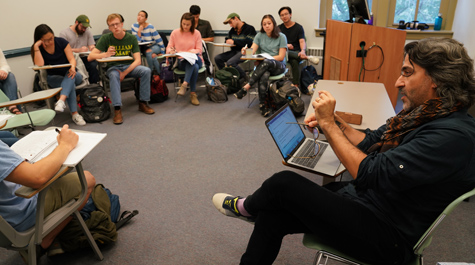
[
  {"xmin": 131, "ymin": 10, "xmax": 166, "ymax": 74},
  {"xmin": 166, "ymin": 12, "xmax": 203, "ymax": 106},
  {"xmin": 234, "ymin": 14, "xmax": 287, "ymax": 117},
  {"xmin": 31, "ymin": 24, "xmax": 85, "ymax": 126},
  {"xmin": 0, "ymin": 48, "xmax": 22, "ymax": 114}
]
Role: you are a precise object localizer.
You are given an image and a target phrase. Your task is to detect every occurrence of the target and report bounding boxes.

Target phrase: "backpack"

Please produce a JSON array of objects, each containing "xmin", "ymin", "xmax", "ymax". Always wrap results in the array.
[
  {"xmin": 300, "ymin": 65, "xmax": 319, "ymax": 94},
  {"xmin": 215, "ymin": 67, "xmax": 241, "ymax": 94},
  {"xmin": 269, "ymin": 80, "xmax": 305, "ymax": 115},
  {"xmin": 149, "ymin": 74, "xmax": 169, "ymax": 103},
  {"xmin": 206, "ymin": 77, "xmax": 228, "ymax": 103},
  {"xmin": 79, "ymin": 84, "xmax": 111, "ymax": 123}
]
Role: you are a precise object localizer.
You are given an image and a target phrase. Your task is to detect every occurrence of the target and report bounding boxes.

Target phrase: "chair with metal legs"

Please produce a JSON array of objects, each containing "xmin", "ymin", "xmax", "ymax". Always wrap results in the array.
[{"xmin": 302, "ymin": 187, "xmax": 475, "ymax": 265}]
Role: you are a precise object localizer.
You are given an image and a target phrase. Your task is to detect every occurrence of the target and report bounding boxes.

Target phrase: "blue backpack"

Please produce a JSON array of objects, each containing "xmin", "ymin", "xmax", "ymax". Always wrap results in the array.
[{"xmin": 300, "ymin": 65, "xmax": 319, "ymax": 94}]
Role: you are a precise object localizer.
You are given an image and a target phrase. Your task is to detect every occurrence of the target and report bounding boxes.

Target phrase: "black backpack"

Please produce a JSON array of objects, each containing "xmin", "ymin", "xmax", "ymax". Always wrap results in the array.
[
  {"xmin": 300, "ymin": 65, "xmax": 319, "ymax": 94},
  {"xmin": 216, "ymin": 67, "xmax": 241, "ymax": 94},
  {"xmin": 269, "ymin": 80, "xmax": 305, "ymax": 115},
  {"xmin": 79, "ymin": 84, "xmax": 111, "ymax": 123}
]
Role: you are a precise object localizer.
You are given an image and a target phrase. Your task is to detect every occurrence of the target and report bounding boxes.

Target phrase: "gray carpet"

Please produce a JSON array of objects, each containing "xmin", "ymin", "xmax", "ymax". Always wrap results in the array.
[{"xmin": 1, "ymin": 83, "xmax": 474, "ymax": 265}]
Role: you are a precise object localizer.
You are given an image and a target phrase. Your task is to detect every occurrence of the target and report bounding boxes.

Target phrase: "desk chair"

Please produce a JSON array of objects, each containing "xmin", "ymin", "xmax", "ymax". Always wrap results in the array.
[
  {"xmin": 36, "ymin": 53, "xmax": 90, "ymax": 109},
  {"xmin": 0, "ymin": 165, "xmax": 104, "ymax": 265},
  {"xmin": 0, "ymin": 90, "xmax": 56, "ymax": 131},
  {"xmin": 247, "ymin": 68, "xmax": 288, "ymax": 108},
  {"xmin": 173, "ymin": 66, "xmax": 207, "ymax": 102},
  {"xmin": 302, "ymin": 187, "xmax": 475, "ymax": 265}
]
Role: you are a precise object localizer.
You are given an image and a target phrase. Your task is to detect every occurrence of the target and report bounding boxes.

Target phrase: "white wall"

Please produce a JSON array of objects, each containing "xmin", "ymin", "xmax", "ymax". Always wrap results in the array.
[
  {"xmin": 1, "ymin": 0, "xmax": 322, "ymax": 95},
  {"xmin": 452, "ymin": 0, "xmax": 475, "ymax": 62}
]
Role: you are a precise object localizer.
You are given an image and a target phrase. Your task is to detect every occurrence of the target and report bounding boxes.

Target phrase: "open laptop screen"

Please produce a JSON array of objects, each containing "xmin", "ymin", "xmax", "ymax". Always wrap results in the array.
[{"xmin": 265, "ymin": 105, "xmax": 305, "ymax": 160}]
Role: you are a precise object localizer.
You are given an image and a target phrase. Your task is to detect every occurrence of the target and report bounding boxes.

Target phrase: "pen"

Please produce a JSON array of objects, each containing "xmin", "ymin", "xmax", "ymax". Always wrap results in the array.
[{"xmin": 55, "ymin": 128, "xmax": 61, "ymax": 134}]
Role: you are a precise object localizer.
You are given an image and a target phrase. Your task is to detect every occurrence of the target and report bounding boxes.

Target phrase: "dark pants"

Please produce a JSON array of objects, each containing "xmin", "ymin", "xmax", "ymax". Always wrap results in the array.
[
  {"xmin": 214, "ymin": 50, "xmax": 246, "ymax": 79},
  {"xmin": 80, "ymin": 56, "xmax": 99, "ymax": 84},
  {"xmin": 240, "ymin": 171, "xmax": 411, "ymax": 265},
  {"xmin": 288, "ymin": 51, "xmax": 303, "ymax": 86},
  {"xmin": 248, "ymin": 59, "xmax": 285, "ymax": 104}
]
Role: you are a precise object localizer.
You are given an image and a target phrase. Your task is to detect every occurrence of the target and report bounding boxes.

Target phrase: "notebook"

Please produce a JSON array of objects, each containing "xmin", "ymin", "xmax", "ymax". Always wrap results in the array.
[{"xmin": 265, "ymin": 104, "xmax": 342, "ymax": 176}]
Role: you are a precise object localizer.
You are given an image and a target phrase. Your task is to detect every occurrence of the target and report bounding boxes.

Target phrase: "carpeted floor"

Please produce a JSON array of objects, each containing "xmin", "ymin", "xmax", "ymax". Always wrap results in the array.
[{"xmin": 1, "ymin": 82, "xmax": 474, "ymax": 265}]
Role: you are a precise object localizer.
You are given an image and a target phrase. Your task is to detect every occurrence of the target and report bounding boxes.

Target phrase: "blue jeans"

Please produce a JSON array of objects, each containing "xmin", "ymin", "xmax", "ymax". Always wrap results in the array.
[
  {"xmin": 0, "ymin": 72, "xmax": 18, "ymax": 100},
  {"xmin": 47, "ymin": 72, "xmax": 83, "ymax": 113},
  {"xmin": 177, "ymin": 56, "xmax": 203, "ymax": 92},
  {"xmin": 145, "ymin": 44, "xmax": 162, "ymax": 74},
  {"xmin": 0, "ymin": 131, "xmax": 18, "ymax": 147},
  {"xmin": 107, "ymin": 65, "xmax": 151, "ymax": 106}
]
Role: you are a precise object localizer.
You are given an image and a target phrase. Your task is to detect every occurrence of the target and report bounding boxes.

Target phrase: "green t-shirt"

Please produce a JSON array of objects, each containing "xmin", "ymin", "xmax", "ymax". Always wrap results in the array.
[{"xmin": 96, "ymin": 32, "xmax": 140, "ymax": 67}]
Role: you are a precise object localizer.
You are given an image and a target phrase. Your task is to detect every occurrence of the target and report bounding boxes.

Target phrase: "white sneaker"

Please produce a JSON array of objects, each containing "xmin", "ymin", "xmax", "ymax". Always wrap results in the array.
[
  {"xmin": 54, "ymin": 100, "xmax": 66, "ymax": 112},
  {"xmin": 308, "ymin": 56, "xmax": 320, "ymax": 65},
  {"xmin": 72, "ymin": 114, "xmax": 86, "ymax": 126}
]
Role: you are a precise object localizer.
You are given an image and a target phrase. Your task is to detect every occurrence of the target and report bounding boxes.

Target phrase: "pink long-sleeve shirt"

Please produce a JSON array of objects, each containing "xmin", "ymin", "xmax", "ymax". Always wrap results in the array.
[{"xmin": 166, "ymin": 29, "xmax": 203, "ymax": 62}]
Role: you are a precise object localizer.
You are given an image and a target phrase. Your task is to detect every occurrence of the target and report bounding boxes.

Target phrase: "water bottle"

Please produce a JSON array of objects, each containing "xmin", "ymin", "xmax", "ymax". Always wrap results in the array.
[
  {"xmin": 434, "ymin": 13, "xmax": 442, "ymax": 31},
  {"xmin": 368, "ymin": 13, "xmax": 373, "ymax": 25}
]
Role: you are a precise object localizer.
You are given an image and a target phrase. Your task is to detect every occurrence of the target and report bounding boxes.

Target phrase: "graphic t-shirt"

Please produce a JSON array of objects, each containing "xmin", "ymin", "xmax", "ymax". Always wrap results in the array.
[{"xmin": 95, "ymin": 32, "xmax": 140, "ymax": 67}]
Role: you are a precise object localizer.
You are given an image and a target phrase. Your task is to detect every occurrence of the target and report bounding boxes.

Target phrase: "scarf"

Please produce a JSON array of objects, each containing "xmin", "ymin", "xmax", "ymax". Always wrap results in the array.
[{"xmin": 367, "ymin": 98, "xmax": 461, "ymax": 153}]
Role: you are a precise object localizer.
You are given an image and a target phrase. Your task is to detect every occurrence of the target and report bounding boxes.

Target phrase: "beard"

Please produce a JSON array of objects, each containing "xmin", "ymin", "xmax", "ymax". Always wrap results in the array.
[{"xmin": 75, "ymin": 24, "xmax": 85, "ymax": 35}]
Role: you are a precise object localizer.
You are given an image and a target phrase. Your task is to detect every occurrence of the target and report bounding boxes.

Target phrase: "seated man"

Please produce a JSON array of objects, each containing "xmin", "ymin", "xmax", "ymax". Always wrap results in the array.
[
  {"xmin": 60, "ymin": 15, "xmax": 100, "ymax": 84},
  {"xmin": 88, "ymin": 13, "xmax": 155, "ymax": 125},
  {"xmin": 190, "ymin": 5, "xmax": 214, "ymax": 42},
  {"xmin": 0, "ymin": 48, "xmax": 22, "ymax": 114},
  {"xmin": 212, "ymin": 37, "xmax": 475, "ymax": 264},
  {"xmin": 214, "ymin": 13, "xmax": 256, "ymax": 80},
  {"xmin": 0, "ymin": 124, "xmax": 96, "ymax": 259},
  {"xmin": 278, "ymin": 6, "xmax": 318, "ymax": 94}
]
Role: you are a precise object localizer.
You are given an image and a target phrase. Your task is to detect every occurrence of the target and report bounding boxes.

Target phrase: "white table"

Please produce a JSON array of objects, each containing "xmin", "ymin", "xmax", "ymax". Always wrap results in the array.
[{"xmin": 305, "ymin": 80, "xmax": 396, "ymax": 131}]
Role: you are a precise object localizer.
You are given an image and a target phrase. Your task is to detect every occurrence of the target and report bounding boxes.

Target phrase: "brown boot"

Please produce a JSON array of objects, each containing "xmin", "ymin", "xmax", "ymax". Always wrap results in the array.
[
  {"xmin": 190, "ymin": 93, "xmax": 199, "ymax": 106},
  {"xmin": 138, "ymin": 101, "xmax": 155, "ymax": 114},
  {"xmin": 113, "ymin": 109, "xmax": 123, "ymax": 125}
]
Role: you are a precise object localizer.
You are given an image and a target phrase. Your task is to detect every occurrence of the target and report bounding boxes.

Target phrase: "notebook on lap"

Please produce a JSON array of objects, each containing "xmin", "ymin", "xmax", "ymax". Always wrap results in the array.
[{"xmin": 265, "ymin": 104, "xmax": 342, "ymax": 176}]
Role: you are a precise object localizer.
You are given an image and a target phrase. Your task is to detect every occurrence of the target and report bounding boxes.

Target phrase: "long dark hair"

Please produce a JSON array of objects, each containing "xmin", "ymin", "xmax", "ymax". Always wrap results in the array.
[
  {"xmin": 31, "ymin": 24, "xmax": 54, "ymax": 61},
  {"xmin": 180, "ymin": 12, "xmax": 195, "ymax": 33},
  {"xmin": 404, "ymin": 38, "xmax": 475, "ymax": 108},
  {"xmin": 260, "ymin": 14, "xmax": 280, "ymax": 38}
]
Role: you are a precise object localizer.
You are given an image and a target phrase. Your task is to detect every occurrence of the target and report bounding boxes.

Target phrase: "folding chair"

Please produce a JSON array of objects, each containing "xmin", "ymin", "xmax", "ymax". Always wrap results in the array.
[
  {"xmin": 0, "ymin": 165, "xmax": 104, "ymax": 265},
  {"xmin": 302, "ymin": 187, "xmax": 475, "ymax": 265}
]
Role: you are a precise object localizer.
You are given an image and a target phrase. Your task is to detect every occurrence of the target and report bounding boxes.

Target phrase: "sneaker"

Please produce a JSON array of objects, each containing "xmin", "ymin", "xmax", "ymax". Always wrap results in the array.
[
  {"xmin": 190, "ymin": 93, "xmax": 200, "ymax": 106},
  {"xmin": 177, "ymin": 83, "xmax": 187, "ymax": 96},
  {"xmin": 212, "ymin": 193, "xmax": 255, "ymax": 224},
  {"xmin": 54, "ymin": 100, "xmax": 66, "ymax": 112},
  {"xmin": 234, "ymin": 88, "xmax": 247, "ymax": 100},
  {"xmin": 47, "ymin": 239, "xmax": 65, "ymax": 257},
  {"xmin": 308, "ymin": 56, "xmax": 320, "ymax": 65},
  {"xmin": 259, "ymin": 104, "xmax": 271, "ymax": 117},
  {"xmin": 72, "ymin": 113, "xmax": 86, "ymax": 126}
]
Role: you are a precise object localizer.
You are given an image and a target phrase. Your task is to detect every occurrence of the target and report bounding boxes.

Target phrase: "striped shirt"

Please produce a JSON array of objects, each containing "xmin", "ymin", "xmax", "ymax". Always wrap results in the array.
[{"xmin": 131, "ymin": 23, "xmax": 165, "ymax": 54}]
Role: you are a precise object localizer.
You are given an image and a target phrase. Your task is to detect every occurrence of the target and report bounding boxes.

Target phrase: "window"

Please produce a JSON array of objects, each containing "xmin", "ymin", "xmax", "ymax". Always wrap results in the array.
[
  {"xmin": 392, "ymin": 0, "xmax": 441, "ymax": 24},
  {"xmin": 320, "ymin": 0, "xmax": 455, "ymax": 31},
  {"xmin": 331, "ymin": 0, "xmax": 373, "ymax": 22}
]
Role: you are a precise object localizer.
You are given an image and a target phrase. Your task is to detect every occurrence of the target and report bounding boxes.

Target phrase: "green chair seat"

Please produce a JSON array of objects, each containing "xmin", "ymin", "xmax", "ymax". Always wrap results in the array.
[{"xmin": 1, "ymin": 109, "xmax": 56, "ymax": 130}]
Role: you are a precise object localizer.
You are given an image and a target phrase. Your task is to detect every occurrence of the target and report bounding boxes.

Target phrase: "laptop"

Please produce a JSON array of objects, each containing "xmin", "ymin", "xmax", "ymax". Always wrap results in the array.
[{"xmin": 265, "ymin": 104, "xmax": 342, "ymax": 176}]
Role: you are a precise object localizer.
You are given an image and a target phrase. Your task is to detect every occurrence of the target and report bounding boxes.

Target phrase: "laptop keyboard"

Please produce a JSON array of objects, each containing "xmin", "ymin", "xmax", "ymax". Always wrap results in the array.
[{"xmin": 291, "ymin": 140, "xmax": 328, "ymax": 168}]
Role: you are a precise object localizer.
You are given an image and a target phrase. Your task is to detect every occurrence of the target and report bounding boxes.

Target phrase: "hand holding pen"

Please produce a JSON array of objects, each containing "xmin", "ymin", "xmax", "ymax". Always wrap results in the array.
[{"xmin": 55, "ymin": 125, "xmax": 79, "ymax": 152}]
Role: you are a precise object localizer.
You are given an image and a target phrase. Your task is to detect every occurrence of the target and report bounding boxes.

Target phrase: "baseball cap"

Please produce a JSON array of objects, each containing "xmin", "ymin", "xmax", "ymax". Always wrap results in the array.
[
  {"xmin": 76, "ymin": 15, "xmax": 91, "ymax": 28},
  {"xmin": 223, "ymin": 13, "xmax": 240, "ymax": 24}
]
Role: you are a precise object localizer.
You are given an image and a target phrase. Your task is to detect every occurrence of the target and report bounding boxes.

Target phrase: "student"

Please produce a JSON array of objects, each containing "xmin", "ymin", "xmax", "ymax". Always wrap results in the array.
[
  {"xmin": 214, "ymin": 13, "xmax": 256, "ymax": 80},
  {"xmin": 166, "ymin": 12, "xmax": 203, "ymax": 106},
  {"xmin": 88, "ymin": 13, "xmax": 155, "ymax": 125},
  {"xmin": 131, "ymin": 10, "xmax": 166, "ymax": 74},
  {"xmin": 59, "ymin": 14, "xmax": 100, "ymax": 84},
  {"xmin": 278, "ymin": 6, "xmax": 318, "ymax": 94},
  {"xmin": 0, "ymin": 124, "xmax": 96, "ymax": 260},
  {"xmin": 213, "ymin": 37, "xmax": 475, "ymax": 265},
  {"xmin": 31, "ymin": 24, "xmax": 86, "ymax": 126},
  {"xmin": 0, "ymin": 48, "xmax": 21, "ymax": 114},
  {"xmin": 189, "ymin": 5, "xmax": 214, "ymax": 42},
  {"xmin": 235, "ymin": 14, "xmax": 287, "ymax": 117}
]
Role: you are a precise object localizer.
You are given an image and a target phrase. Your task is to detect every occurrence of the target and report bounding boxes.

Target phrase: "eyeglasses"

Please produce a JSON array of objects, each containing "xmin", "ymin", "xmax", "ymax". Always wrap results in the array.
[
  {"xmin": 286, "ymin": 122, "xmax": 321, "ymax": 159},
  {"xmin": 108, "ymin": 22, "xmax": 121, "ymax": 28}
]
